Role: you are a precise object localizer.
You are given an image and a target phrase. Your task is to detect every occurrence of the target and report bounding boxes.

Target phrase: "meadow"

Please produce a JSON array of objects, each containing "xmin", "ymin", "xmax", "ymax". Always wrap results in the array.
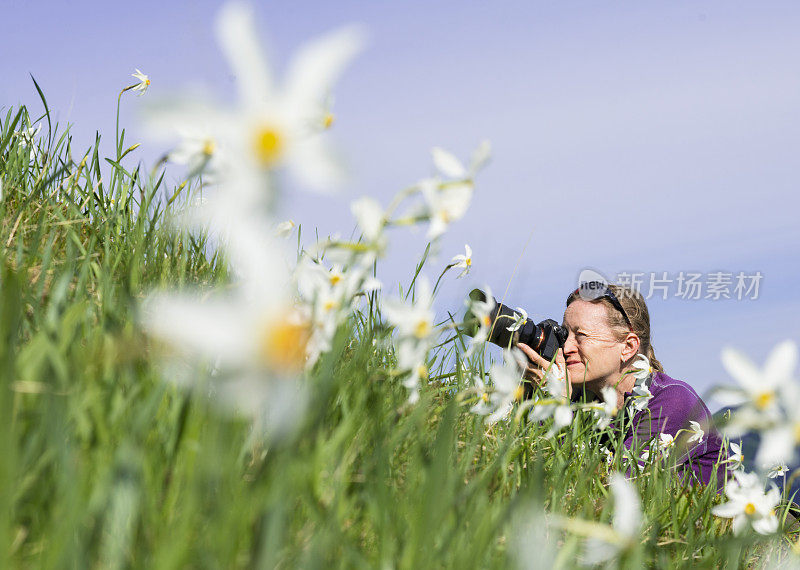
[{"xmin": 2, "ymin": 4, "xmax": 800, "ymax": 568}]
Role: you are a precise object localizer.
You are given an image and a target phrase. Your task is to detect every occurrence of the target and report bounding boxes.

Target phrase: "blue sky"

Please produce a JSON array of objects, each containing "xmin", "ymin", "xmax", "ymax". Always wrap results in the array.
[{"xmin": 4, "ymin": 0, "xmax": 800, "ymax": 403}]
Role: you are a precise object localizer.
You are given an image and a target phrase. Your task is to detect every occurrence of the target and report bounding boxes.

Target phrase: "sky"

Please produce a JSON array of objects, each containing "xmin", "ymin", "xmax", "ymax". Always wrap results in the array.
[{"xmin": 4, "ymin": 0, "xmax": 800, "ymax": 404}]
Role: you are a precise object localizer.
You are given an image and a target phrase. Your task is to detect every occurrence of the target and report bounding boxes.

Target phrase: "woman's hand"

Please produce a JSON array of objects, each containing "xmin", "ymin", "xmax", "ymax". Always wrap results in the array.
[{"xmin": 516, "ymin": 343, "xmax": 569, "ymax": 398}]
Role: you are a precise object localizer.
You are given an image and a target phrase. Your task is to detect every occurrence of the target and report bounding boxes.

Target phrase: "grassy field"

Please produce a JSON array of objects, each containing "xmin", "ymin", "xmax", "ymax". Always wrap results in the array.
[{"xmin": 0, "ymin": 16, "xmax": 797, "ymax": 568}]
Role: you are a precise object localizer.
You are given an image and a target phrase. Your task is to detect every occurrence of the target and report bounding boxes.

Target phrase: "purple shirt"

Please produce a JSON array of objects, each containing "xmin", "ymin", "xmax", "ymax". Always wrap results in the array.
[{"xmin": 623, "ymin": 371, "xmax": 726, "ymax": 487}]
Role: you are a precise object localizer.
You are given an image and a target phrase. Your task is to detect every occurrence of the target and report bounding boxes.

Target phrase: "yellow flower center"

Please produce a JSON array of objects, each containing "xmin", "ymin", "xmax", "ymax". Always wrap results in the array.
[
  {"xmin": 258, "ymin": 314, "xmax": 310, "ymax": 372},
  {"xmin": 482, "ymin": 315, "xmax": 491, "ymax": 327},
  {"xmin": 466, "ymin": 258, "xmax": 472, "ymax": 266},
  {"xmin": 417, "ymin": 365, "xmax": 428, "ymax": 380},
  {"xmin": 744, "ymin": 503, "xmax": 756, "ymax": 516},
  {"xmin": 755, "ymin": 391, "xmax": 775, "ymax": 410},
  {"xmin": 252, "ymin": 125, "xmax": 284, "ymax": 167},
  {"xmin": 513, "ymin": 385, "xmax": 524, "ymax": 402},
  {"xmin": 323, "ymin": 299, "xmax": 338, "ymax": 312},
  {"xmin": 323, "ymin": 113, "xmax": 335, "ymax": 129},
  {"xmin": 330, "ymin": 274, "xmax": 342, "ymax": 286},
  {"xmin": 145, "ymin": 78, "xmax": 150, "ymax": 86},
  {"xmin": 481, "ymin": 392, "xmax": 489, "ymax": 403},
  {"xmin": 202, "ymin": 139, "xmax": 216, "ymax": 156},
  {"xmin": 414, "ymin": 320, "xmax": 432, "ymax": 339}
]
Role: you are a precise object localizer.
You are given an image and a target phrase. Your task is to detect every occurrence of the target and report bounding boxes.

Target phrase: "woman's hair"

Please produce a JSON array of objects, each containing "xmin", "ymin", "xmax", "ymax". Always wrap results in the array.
[{"xmin": 566, "ymin": 284, "xmax": 665, "ymax": 373}]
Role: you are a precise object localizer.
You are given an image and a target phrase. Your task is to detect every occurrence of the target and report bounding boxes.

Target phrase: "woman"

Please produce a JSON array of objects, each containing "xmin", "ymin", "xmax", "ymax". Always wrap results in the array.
[{"xmin": 517, "ymin": 282, "xmax": 726, "ymax": 487}]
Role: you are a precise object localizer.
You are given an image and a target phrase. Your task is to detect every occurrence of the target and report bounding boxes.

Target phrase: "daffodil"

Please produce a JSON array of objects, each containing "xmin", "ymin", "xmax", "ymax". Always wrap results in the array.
[
  {"xmin": 530, "ymin": 363, "xmax": 573, "ymax": 435},
  {"xmin": 382, "ymin": 277, "xmax": 436, "ymax": 345},
  {"xmin": 589, "ymin": 386, "xmax": 618, "ymax": 430},
  {"xmin": 145, "ymin": 2, "xmax": 365, "ymax": 204},
  {"xmin": 131, "ymin": 69, "xmax": 151, "ymax": 95},
  {"xmin": 506, "ymin": 307, "xmax": 528, "ymax": 333},
  {"xmin": 274, "ymin": 219, "xmax": 295, "ymax": 237},
  {"xmin": 420, "ymin": 178, "xmax": 473, "ymax": 240},
  {"xmin": 630, "ymin": 354, "xmax": 653, "ymax": 383},
  {"xmin": 472, "ymin": 348, "xmax": 527, "ymax": 425},
  {"xmin": 764, "ymin": 461, "xmax": 789, "ymax": 479},
  {"xmin": 686, "ymin": 420, "xmax": 705, "ymax": 445},
  {"xmin": 168, "ymin": 126, "xmax": 226, "ymax": 179},
  {"xmin": 715, "ymin": 340, "xmax": 797, "ymax": 430},
  {"xmin": 395, "ymin": 340, "xmax": 430, "ymax": 404},
  {"xmin": 449, "ymin": 244, "xmax": 472, "ymax": 278},
  {"xmin": 727, "ymin": 441, "xmax": 744, "ymax": 471},
  {"xmin": 629, "ymin": 381, "xmax": 652, "ymax": 414},
  {"xmin": 582, "ymin": 473, "xmax": 643, "ymax": 565},
  {"xmin": 463, "ymin": 286, "xmax": 496, "ymax": 357},
  {"xmin": 712, "ymin": 470, "xmax": 780, "ymax": 535}
]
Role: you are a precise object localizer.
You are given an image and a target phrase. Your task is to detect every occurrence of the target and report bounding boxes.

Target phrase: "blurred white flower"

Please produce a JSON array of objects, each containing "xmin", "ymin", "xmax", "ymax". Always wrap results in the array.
[
  {"xmin": 716, "ymin": 340, "xmax": 797, "ymax": 430},
  {"xmin": 582, "ymin": 473, "xmax": 642, "ymax": 565},
  {"xmin": 686, "ymin": 421, "xmax": 705, "ymax": 445},
  {"xmin": 350, "ymin": 196, "xmax": 387, "ymax": 262},
  {"xmin": 530, "ymin": 363, "xmax": 573, "ymax": 435},
  {"xmin": 131, "ymin": 68, "xmax": 151, "ymax": 95},
  {"xmin": 168, "ymin": 127, "xmax": 225, "ymax": 179},
  {"xmin": 395, "ymin": 340, "xmax": 430, "ymax": 404},
  {"xmin": 383, "ymin": 277, "xmax": 435, "ymax": 344},
  {"xmin": 274, "ymin": 219, "xmax": 296, "ymax": 237},
  {"xmin": 421, "ymin": 178, "xmax": 472, "ymax": 240},
  {"xmin": 589, "ymin": 386, "xmax": 618, "ymax": 430},
  {"xmin": 464, "ymin": 286, "xmax": 496, "ymax": 358},
  {"xmin": 449, "ymin": 244, "xmax": 472, "ymax": 278},
  {"xmin": 145, "ymin": 2, "xmax": 365, "ymax": 202},
  {"xmin": 711, "ymin": 470, "xmax": 780, "ymax": 535},
  {"xmin": 473, "ymin": 348, "xmax": 526, "ymax": 425},
  {"xmin": 431, "ymin": 140, "xmax": 491, "ymax": 181}
]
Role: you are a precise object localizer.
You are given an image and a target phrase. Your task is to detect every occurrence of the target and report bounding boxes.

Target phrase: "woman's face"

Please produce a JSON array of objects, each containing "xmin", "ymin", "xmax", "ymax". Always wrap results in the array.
[{"xmin": 562, "ymin": 299, "xmax": 626, "ymax": 389}]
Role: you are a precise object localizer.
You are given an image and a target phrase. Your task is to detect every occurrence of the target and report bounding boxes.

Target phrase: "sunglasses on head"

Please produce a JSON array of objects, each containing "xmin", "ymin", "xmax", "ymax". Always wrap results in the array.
[{"xmin": 568, "ymin": 282, "xmax": 632, "ymax": 330}]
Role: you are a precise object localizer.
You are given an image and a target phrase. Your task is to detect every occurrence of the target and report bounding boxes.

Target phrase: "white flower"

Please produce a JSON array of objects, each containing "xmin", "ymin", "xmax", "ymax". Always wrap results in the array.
[
  {"xmin": 382, "ymin": 277, "xmax": 436, "ymax": 344},
  {"xmin": 168, "ymin": 127, "xmax": 226, "ymax": 179},
  {"xmin": 727, "ymin": 441, "xmax": 744, "ymax": 471},
  {"xmin": 472, "ymin": 348, "xmax": 527, "ymax": 425},
  {"xmin": 589, "ymin": 386, "xmax": 618, "ymax": 430},
  {"xmin": 686, "ymin": 420, "xmax": 705, "ymax": 445},
  {"xmin": 421, "ymin": 178, "xmax": 472, "ymax": 240},
  {"xmin": 657, "ymin": 433, "xmax": 675, "ymax": 458},
  {"xmin": 464, "ymin": 286, "xmax": 496, "ymax": 358},
  {"xmin": 449, "ymin": 244, "xmax": 472, "ymax": 278},
  {"xmin": 582, "ymin": 473, "xmax": 642, "ymax": 565},
  {"xmin": 763, "ymin": 461, "xmax": 789, "ymax": 479},
  {"xmin": 716, "ymin": 340, "xmax": 797, "ymax": 428},
  {"xmin": 630, "ymin": 354, "xmax": 653, "ymax": 383},
  {"xmin": 506, "ymin": 307, "xmax": 528, "ymax": 332},
  {"xmin": 629, "ymin": 381, "xmax": 652, "ymax": 414},
  {"xmin": 395, "ymin": 340, "xmax": 430, "ymax": 404},
  {"xmin": 146, "ymin": 2, "xmax": 365, "ymax": 202},
  {"xmin": 431, "ymin": 140, "xmax": 491, "ymax": 181},
  {"xmin": 142, "ymin": 263, "xmax": 309, "ymax": 435},
  {"xmin": 274, "ymin": 219, "xmax": 295, "ymax": 237},
  {"xmin": 131, "ymin": 69, "xmax": 151, "ymax": 95},
  {"xmin": 349, "ymin": 196, "xmax": 387, "ymax": 263},
  {"xmin": 530, "ymin": 363, "xmax": 573, "ymax": 435},
  {"xmin": 711, "ymin": 470, "xmax": 780, "ymax": 535}
]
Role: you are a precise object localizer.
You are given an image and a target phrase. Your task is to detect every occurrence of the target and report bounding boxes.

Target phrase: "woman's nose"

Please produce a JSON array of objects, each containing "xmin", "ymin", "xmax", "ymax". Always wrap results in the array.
[{"xmin": 563, "ymin": 335, "xmax": 577, "ymax": 353}]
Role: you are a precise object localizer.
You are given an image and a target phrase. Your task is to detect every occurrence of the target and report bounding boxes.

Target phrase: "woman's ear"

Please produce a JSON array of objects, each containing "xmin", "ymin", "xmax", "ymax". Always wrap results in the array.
[{"xmin": 620, "ymin": 333, "xmax": 640, "ymax": 362}]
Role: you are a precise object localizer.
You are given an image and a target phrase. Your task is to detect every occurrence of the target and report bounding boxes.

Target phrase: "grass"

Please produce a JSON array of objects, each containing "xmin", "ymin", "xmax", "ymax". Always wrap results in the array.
[{"xmin": 0, "ymin": 92, "xmax": 798, "ymax": 569}]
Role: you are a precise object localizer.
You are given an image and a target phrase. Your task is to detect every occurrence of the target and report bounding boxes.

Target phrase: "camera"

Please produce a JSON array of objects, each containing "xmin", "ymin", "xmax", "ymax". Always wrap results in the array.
[{"xmin": 463, "ymin": 289, "xmax": 568, "ymax": 362}]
